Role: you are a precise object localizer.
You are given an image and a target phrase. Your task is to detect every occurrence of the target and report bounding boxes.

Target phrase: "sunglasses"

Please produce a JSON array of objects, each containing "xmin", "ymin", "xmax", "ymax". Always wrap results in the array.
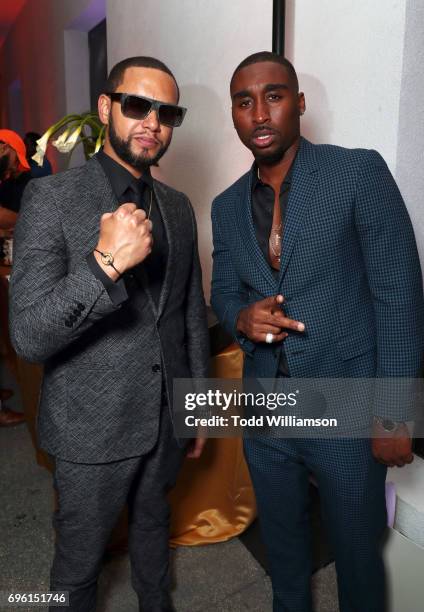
[{"xmin": 107, "ymin": 92, "xmax": 187, "ymax": 128}]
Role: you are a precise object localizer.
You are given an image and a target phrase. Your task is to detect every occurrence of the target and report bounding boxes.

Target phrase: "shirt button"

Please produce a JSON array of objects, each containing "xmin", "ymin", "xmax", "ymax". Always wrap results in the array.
[{"xmin": 152, "ymin": 364, "xmax": 161, "ymax": 373}]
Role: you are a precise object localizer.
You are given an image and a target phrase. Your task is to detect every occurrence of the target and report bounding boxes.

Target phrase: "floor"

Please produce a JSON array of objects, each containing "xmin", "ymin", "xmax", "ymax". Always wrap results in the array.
[{"xmin": 0, "ymin": 365, "xmax": 339, "ymax": 611}]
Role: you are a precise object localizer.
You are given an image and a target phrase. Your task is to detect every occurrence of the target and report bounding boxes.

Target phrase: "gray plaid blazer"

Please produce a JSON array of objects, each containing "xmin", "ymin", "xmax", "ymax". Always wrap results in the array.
[
  {"xmin": 211, "ymin": 137, "xmax": 424, "ymax": 422},
  {"xmin": 9, "ymin": 157, "xmax": 209, "ymax": 463}
]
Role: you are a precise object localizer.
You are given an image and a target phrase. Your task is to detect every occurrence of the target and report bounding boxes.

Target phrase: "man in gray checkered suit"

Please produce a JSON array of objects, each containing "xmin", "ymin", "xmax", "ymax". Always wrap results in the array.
[
  {"xmin": 9, "ymin": 57, "xmax": 209, "ymax": 611},
  {"xmin": 211, "ymin": 52, "xmax": 424, "ymax": 612}
]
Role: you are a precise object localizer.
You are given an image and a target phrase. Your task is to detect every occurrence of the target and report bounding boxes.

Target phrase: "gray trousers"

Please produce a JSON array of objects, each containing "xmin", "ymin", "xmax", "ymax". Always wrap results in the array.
[{"xmin": 49, "ymin": 406, "xmax": 185, "ymax": 612}]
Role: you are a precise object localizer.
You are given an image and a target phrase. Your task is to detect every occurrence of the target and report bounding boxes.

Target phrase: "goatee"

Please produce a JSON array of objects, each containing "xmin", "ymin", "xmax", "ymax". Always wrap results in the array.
[
  {"xmin": 254, "ymin": 144, "xmax": 288, "ymax": 166},
  {"xmin": 108, "ymin": 115, "xmax": 169, "ymax": 170}
]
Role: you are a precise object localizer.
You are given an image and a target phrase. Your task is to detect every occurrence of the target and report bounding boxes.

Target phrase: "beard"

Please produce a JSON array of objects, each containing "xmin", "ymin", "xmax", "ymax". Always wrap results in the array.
[
  {"xmin": 251, "ymin": 138, "xmax": 292, "ymax": 166},
  {"xmin": 108, "ymin": 115, "xmax": 169, "ymax": 170},
  {"xmin": 254, "ymin": 146, "xmax": 287, "ymax": 166}
]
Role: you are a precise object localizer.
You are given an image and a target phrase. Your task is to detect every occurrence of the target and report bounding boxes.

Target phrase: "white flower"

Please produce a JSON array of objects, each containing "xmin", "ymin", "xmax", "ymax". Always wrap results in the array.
[
  {"xmin": 35, "ymin": 131, "xmax": 51, "ymax": 155},
  {"xmin": 52, "ymin": 128, "xmax": 71, "ymax": 152},
  {"xmin": 31, "ymin": 148, "xmax": 45, "ymax": 167},
  {"xmin": 32, "ymin": 129, "xmax": 53, "ymax": 166},
  {"xmin": 30, "ymin": 113, "xmax": 103, "ymax": 164},
  {"xmin": 92, "ymin": 126, "xmax": 105, "ymax": 156},
  {"xmin": 53, "ymin": 125, "xmax": 82, "ymax": 153}
]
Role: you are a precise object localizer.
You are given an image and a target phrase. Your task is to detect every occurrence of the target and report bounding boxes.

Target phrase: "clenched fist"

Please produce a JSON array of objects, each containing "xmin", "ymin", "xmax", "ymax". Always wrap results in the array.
[{"xmin": 94, "ymin": 203, "xmax": 153, "ymax": 280}]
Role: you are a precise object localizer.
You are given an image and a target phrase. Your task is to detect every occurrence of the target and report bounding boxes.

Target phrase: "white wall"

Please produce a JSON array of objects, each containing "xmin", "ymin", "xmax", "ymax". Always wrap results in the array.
[
  {"xmin": 287, "ymin": 0, "xmax": 423, "ymax": 276},
  {"xmin": 286, "ymin": 0, "xmax": 407, "ymax": 172},
  {"xmin": 64, "ymin": 29, "xmax": 91, "ymax": 168},
  {"xmin": 2, "ymin": 1, "xmax": 419, "ymax": 293},
  {"xmin": 64, "ymin": 30, "xmax": 90, "ymax": 116},
  {"xmin": 396, "ymin": 0, "xmax": 424, "ymax": 275},
  {"xmin": 107, "ymin": 0, "xmax": 273, "ymax": 300},
  {"xmin": 107, "ymin": 0, "xmax": 422, "ymax": 299}
]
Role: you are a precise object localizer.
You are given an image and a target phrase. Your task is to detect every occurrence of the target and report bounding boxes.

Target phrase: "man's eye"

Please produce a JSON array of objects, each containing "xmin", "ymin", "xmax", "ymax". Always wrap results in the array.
[
  {"xmin": 267, "ymin": 94, "xmax": 282, "ymax": 101},
  {"xmin": 239, "ymin": 99, "xmax": 252, "ymax": 108}
]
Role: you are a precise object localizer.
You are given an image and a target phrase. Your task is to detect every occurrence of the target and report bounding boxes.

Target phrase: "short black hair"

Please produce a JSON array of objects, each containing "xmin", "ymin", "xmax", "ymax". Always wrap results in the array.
[
  {"xmin": 105, "ymin": 56, "xmax": 179, "ymax": 101},
  {"xmin": 24, "ymin": 132, "xmax": 41, "ymax": 144},
  {"xmin": 231, "ymin": 51, "xmax": 299, "ymax": 92},
  {"xmin": 24, "ymin": 132, "xmax": 41, "ymax": 157}
]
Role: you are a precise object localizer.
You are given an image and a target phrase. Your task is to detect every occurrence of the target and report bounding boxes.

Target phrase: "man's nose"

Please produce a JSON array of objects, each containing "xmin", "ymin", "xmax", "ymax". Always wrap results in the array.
[
  {"xmin": 252, "ymin": 99, "xmax": 269, "ymax": 124},
  {"xmin": 142, "ymin": 108, "xmax": 160, "ymax": 131}
]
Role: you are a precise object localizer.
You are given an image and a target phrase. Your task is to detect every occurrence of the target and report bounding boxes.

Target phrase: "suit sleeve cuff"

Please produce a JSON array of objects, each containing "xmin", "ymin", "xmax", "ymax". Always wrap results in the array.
[
  {"xmin": 86, "ymin": 251, "xmax": 128, "ymax": 306},
  {"xmin": 225, "ymin": 302, "xmax": 256, "ymax": 356}
]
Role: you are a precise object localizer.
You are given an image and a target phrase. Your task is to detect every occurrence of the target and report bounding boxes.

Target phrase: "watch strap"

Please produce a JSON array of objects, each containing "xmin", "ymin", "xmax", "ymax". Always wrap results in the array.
[{"xmin": 373, "ymin": 416, "xmax": 403, "ymax": 433}]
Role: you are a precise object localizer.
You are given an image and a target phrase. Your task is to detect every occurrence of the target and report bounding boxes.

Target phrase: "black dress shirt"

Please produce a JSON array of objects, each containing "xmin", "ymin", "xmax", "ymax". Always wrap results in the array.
[
  {"xmin": 251, "ymin": 162, "xmax": 295, "ymax": 376},
  {"xmin": 87, "ymin": 150, "xmax": 168, "ymax": 306},
  {"xmin": 251, "ymin": 162, "xmax": 293, "ymax": 276}
]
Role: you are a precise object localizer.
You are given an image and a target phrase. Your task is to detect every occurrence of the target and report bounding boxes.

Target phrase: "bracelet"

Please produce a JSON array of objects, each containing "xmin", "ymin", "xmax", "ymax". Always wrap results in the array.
[{"xmin": 94, "ymin": 249, "xmax": 122, "ymax": 277}]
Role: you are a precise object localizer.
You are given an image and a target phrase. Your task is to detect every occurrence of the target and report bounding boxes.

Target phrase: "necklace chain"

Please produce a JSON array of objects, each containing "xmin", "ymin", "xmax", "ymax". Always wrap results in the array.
[
  {"xmin": 258, "ymin": 168, "xmax": 282, "ymax": 262},
  {"xmin": 146, "ymin": 188, "xmax": 153, "ymax": 220},
  {"xmin": 269, "ymin": 226, "xmax": 282, "ymax": 260}
]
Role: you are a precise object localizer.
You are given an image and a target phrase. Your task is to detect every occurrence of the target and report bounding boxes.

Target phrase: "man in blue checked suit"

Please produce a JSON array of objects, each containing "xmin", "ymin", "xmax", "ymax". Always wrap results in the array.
[{"xmin": 211, "ymin": 51, "xmax": 424, "ymax": 612}]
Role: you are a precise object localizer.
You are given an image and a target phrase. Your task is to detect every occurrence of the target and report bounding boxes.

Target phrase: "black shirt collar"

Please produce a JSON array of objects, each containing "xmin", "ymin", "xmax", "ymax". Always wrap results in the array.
[
  {"xmin": 251, "ymin": 159, "xmax": 295, "ymax": 192},
  {"xmin": 96, "ymin": 149, "xmax": 153, "ymax": 200}
]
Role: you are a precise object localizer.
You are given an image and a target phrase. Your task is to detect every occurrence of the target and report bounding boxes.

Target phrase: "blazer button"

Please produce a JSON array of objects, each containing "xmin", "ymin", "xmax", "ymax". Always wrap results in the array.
[
  {"xmin": 70, "ymin": 314, "xmax": 77, "ymax": 323},
  {"xmin": 65, "ymin": 320, "xmax": 72, "ymax": 327},
  {"xmin": 73, "ymin": 308, "xmax": 81, "ymax": 316},
  {"xmin": 152, "ymin": 364, "xmax": 161, "ymax": 373},
  {"xmin": 77, "ymin": 302, "xmax": 85, "ymax": 311}
]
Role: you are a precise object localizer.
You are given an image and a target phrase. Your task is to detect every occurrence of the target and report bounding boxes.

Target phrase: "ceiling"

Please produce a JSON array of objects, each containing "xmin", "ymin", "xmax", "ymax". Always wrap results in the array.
[{"xmin": 0, "ymin": 0, "xmax": 27, "ymax": 48}]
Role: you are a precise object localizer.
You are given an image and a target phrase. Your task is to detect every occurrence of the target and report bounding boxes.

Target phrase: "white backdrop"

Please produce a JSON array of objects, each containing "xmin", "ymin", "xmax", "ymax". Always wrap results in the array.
[
  {"xmin": 107, "ymin": 0, "xmax": 422, "ymax": 298},
  {"xmin": 286, "ymin": 0, "xmax": 405, "ymax": 170},
  {"xmin": 107, "ymin": 0, "xmax": 273, "ymax": 299}
]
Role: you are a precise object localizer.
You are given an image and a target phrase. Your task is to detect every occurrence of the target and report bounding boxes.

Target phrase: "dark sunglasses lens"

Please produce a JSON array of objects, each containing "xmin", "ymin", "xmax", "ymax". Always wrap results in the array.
[
  {"xmin": 123, "ymin": 95, "xmax": 152, "ymax": 119},
  {"xmin": 158, "ymin": 104, "xmax": 184, "ymax": 127}
]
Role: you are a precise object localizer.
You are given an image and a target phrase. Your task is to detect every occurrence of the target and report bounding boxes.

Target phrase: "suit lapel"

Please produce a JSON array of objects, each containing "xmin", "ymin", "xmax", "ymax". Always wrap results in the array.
[
  {"xmin": 278, "ymin": 137, "xmax": 319, "ymax": 282},
  {"xmin": 235, "ymin": 171, "xmax": 277, "ymax": 289},
  {"xmin": 86, "ymin": 156, "xmax": 120, "ymax": 215},
  {"xmin": 74, "ymin": 158, "xmax": 120, "ymax": 251},
  {"xmin": 84, "ymin": 158, "xmax": 157, "ymax": 311},
  {"xmin": 153, "ymin": 180, "xmax": 177, "ymax": 321}
]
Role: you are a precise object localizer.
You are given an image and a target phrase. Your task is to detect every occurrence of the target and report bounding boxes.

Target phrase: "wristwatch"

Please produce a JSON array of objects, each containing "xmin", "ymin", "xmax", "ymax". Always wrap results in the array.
[{"xmin": 373, "ymin": 416, "xmax": 401, "ymax": 432}]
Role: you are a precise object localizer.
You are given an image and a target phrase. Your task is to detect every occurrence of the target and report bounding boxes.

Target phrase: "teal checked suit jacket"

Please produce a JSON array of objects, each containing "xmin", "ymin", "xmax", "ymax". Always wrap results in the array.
[{"xmin": 211, "ymin": 138, "xmax": 424, "ymax": 422}]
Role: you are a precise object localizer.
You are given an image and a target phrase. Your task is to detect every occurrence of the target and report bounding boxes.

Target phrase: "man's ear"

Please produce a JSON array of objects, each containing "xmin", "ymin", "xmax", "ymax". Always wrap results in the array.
[
  {"xmin": 298, "ymin": 92, "xmax": 306, "ymax": 116},
  {"xmin": 98, "ymin": 94, "xmax": 111, "ymax": 126}
]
